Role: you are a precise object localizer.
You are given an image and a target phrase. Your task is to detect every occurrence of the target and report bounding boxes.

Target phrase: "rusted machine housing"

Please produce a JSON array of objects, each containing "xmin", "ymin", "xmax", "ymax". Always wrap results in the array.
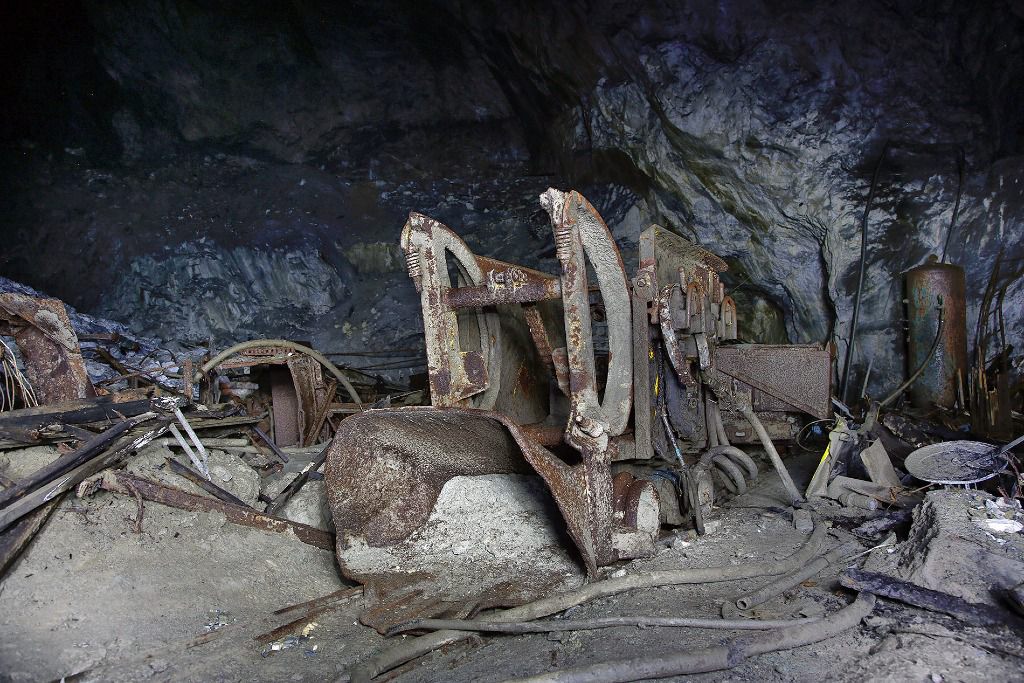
[{"xmin": 325, "ymin": 189, "xmax": 831, "ymax": 621}]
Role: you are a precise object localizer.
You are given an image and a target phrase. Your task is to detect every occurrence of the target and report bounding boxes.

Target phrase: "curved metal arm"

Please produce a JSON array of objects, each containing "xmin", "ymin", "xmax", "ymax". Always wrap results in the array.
[{"xmin": 199, "ymin": 338, "xmax": 361, "ymax": 405}]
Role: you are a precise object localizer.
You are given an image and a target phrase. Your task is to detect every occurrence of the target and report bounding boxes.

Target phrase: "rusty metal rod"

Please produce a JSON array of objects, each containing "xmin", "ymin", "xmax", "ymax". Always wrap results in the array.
[
  {"xmin": 388, "ymin": 614, "xmax": 820, "ymax": 636},
  {"xmin": 99, "ymin": 471, "xmax": 335, "ymax": 551},
  {"xmin": 738, "ymin": 405, "xmax": 803, "ymax": 504},
  {"xmin": 445, "ymin": 281, "xmax": 561, "ymax": 308},
  {"xmin": 164, "ymin": 457, "xmax": 253, "ymax": 508},
  {"xmin": 250, "ymin": 425, "xmax": 289, "ymax": 463},
  {"xmin": 274, "ymin": 586, "xmax": 363, "ymax": 616}
]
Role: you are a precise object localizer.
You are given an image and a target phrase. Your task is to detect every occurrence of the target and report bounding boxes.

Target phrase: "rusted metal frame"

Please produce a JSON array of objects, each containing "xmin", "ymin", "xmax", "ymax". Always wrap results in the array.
[
  {"xmin": 164, "ymin": 456, "xmax": 253, "ymax": 508},
  {"xmin": 270, "ymin": 365, "xmax": 300, "ymax": 446},
  {"xmin": 400, "ymin": 212, "xmax": 501, "ymax": 408},
  {"xmin": 521, "ymin": 304, "xmax": 557, "ymax": 379},
  {"xmin": 0, "ymin": 294, "xmax": 93, "ymax": 404},
  {"xmin": 303, "ymin": 380, "xmax": 337, "ymax": 447},
  {"xmin": 540, "ymin": 188, "xmax": 632, "ymax": 437},
  {"xmin": 657, "ymin": 284, "xmax": 698, "ymax": 388},
  {"xmin": 631, "ymin": 267, "xmax": 656, "ymax": 461},
  {"xmin": 288, "ymin": 354, "xmax": 326, "ymax": 447},
  {"xmin": 0, "ymin": 417, "xmax": 167, "ymax": 532},
  {"xmin": 714, "ymin": 345, "xmax": 833, "ymax": 420},
  {"xmin": 99, "ymin": 470, "xmax": 335, "ymax": 551}
]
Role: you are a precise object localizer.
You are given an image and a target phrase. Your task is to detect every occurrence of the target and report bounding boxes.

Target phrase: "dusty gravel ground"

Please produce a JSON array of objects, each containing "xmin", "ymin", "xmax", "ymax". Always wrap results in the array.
[{"xmin": 1, "ymin": 446, "xmax": 1022, "ymax": 682}]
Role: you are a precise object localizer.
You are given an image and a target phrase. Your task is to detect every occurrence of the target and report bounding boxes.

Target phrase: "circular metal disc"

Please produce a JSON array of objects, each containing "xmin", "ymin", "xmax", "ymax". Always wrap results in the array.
[{"xmin": 904, "ymin": 440, "xmax": 1008, "ymax": 485}]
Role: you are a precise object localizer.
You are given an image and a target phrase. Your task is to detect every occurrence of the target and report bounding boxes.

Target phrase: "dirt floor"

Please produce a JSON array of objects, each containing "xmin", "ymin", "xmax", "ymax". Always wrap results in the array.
[{"xmin": 1, "ymin": 446, "xmax": 1023, "ymax": 682}]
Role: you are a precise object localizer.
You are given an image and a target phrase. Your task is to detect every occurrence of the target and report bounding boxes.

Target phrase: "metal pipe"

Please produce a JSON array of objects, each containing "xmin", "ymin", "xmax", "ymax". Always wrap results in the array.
[
  {"xmin": 504, "ymin": 593, "xmax": 875, "ymax": 683},
  {"xmin": 388, "ymin": 614, "xmax": 820, "ymax": 636},
  {"xmin": 840, "ymin": 142, "xmax": 891, "ymax": 404},
  {"xmin": 346, "ymin": 524, "xmax": 826, "ymax": 682},
  {"xmin": 735, "ymin": 541, "xmax": 860, "ymax": 610}
]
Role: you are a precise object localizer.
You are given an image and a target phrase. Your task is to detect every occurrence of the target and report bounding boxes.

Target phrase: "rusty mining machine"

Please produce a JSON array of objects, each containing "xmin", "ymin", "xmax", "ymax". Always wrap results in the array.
[{"xmin": 325, "ymin": 189, "xmax": 831, "ymax": 628}]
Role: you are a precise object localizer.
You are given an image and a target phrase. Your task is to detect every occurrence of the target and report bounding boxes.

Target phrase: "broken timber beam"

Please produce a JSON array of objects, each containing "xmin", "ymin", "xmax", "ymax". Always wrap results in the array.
[
  {"xmin": 0, "ymin": 419, "xmax": 168, "ymax": 532},
  {"xmin": 0, "ymin": 413, "xmax": 151, "ymax": 508},
  {"xmin": 0, "ymin": 394, "xmax": 153, "ymax": 443},
  {"xmin": 99, "ymin": 471, "xmax": 334, "ymax": 551},
  {"xmin": 163, "ymin": 456, "xmax": 253, "ymax": 509},
  {"xmin": 0, "ymin": 495, "xmax": 64, "ymax": 577},
  {"xmin": 839, "ymin": 568, "xmax": 1024, "ymax": 629}
]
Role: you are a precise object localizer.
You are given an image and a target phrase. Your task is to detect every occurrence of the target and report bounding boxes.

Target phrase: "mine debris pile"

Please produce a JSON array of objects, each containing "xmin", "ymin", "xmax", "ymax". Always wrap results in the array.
[{"xmin": 0, "ymin": 303, "xmax": 404, "ymax": 580}]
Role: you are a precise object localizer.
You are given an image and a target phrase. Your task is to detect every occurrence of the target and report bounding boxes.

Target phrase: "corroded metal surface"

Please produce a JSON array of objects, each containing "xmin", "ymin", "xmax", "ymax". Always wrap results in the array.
[
  {"xmin": 541, "ymin": 188, "xmax": 633, "ymax": 438},
  {"xmin": 269, "ymin": 366, "xmax": 300, "ymax": 446},
  {"xmin": 905, "ymin": 261, "xmax": 968, "ymax": 409},
  {"xmin": 0, "ymin": 294, "xmax": 93, "ymax": 404},
  {"xmin": 286, "ymin": 353, "xmax": 327, "ymax": 446},
  {"xmin": 401, "ymin": 212, "xmax": 502, "ymax": 408},
  {"xmin": 446, "ymin": 256, "xmax": 562, "ymax": 308},
  {"xmin": 324, "ymin": 407, "xmax": 583, "ymax": 632},
  {"xmin": 325, "ymin": 408, "xmax": 530, "ymax": 548}
]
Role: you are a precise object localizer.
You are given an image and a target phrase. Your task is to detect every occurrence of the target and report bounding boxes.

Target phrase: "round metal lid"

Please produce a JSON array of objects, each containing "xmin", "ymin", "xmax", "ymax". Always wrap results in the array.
[{"xmin": 904, "ymin": 440, "xmax": 1009, "ymax": 485}]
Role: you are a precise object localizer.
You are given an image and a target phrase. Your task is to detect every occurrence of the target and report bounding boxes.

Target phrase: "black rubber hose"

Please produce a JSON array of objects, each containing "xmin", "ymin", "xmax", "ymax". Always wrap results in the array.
[
  {"xmin": 712, "ymin": 454, "xmax": 747, "ymax": 494},
  {"xmin": 703, "ymin": 445, "xmax": 758, "ymax": 481},
  {"xmin": 840, "ymin": 142, "xmax": 891, "ymax": 404}
]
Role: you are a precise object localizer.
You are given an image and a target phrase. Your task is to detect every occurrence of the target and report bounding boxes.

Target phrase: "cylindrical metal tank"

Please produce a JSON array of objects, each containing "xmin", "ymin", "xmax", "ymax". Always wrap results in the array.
[{"xmin": 905, "ymin": 258, "xmax": 968, "ymax": 409}]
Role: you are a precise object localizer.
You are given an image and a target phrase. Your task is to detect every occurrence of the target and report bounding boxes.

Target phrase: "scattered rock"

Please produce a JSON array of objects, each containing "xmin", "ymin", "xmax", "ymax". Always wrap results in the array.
[{"xmin": 792, "ymin": 508, "xmax": 814, "ymax": 532}]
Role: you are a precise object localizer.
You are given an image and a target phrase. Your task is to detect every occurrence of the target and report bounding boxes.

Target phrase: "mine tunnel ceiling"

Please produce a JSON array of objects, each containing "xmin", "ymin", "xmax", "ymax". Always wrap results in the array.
[{"xmin": 2, "ymin": 0, "xmax": 1024, "ymax": 398}]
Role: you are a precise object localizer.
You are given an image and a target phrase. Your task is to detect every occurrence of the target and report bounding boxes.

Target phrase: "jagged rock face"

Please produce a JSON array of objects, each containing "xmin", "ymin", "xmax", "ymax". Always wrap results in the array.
[
  {"xmin": 2, "ymin": 0, "xmax": 1022, "ymax": 393},
  {"xmin": 448, "ymin": 0, "xmax": 1024, "ymax": 395}
]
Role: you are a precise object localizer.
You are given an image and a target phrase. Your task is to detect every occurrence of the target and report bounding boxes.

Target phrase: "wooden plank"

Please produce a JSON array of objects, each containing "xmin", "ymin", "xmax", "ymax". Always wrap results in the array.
[
  {"xmin": 839, "ymin": 568, "xmax": 1024, "ymax": 628},
  {"xmin": 0, "ymin": 414, "xmax": 151, "ymax": 508},
  {"xmin": 0, "ymin": 396, "xmax": 153, "ymax": 442},
  {"xmin": 0, "ymin": 422, "xmax": 169, "ymax": 532},
  {"xmin": 0, "ymin": 495, "xmax": 64, "ymax": 577}
]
